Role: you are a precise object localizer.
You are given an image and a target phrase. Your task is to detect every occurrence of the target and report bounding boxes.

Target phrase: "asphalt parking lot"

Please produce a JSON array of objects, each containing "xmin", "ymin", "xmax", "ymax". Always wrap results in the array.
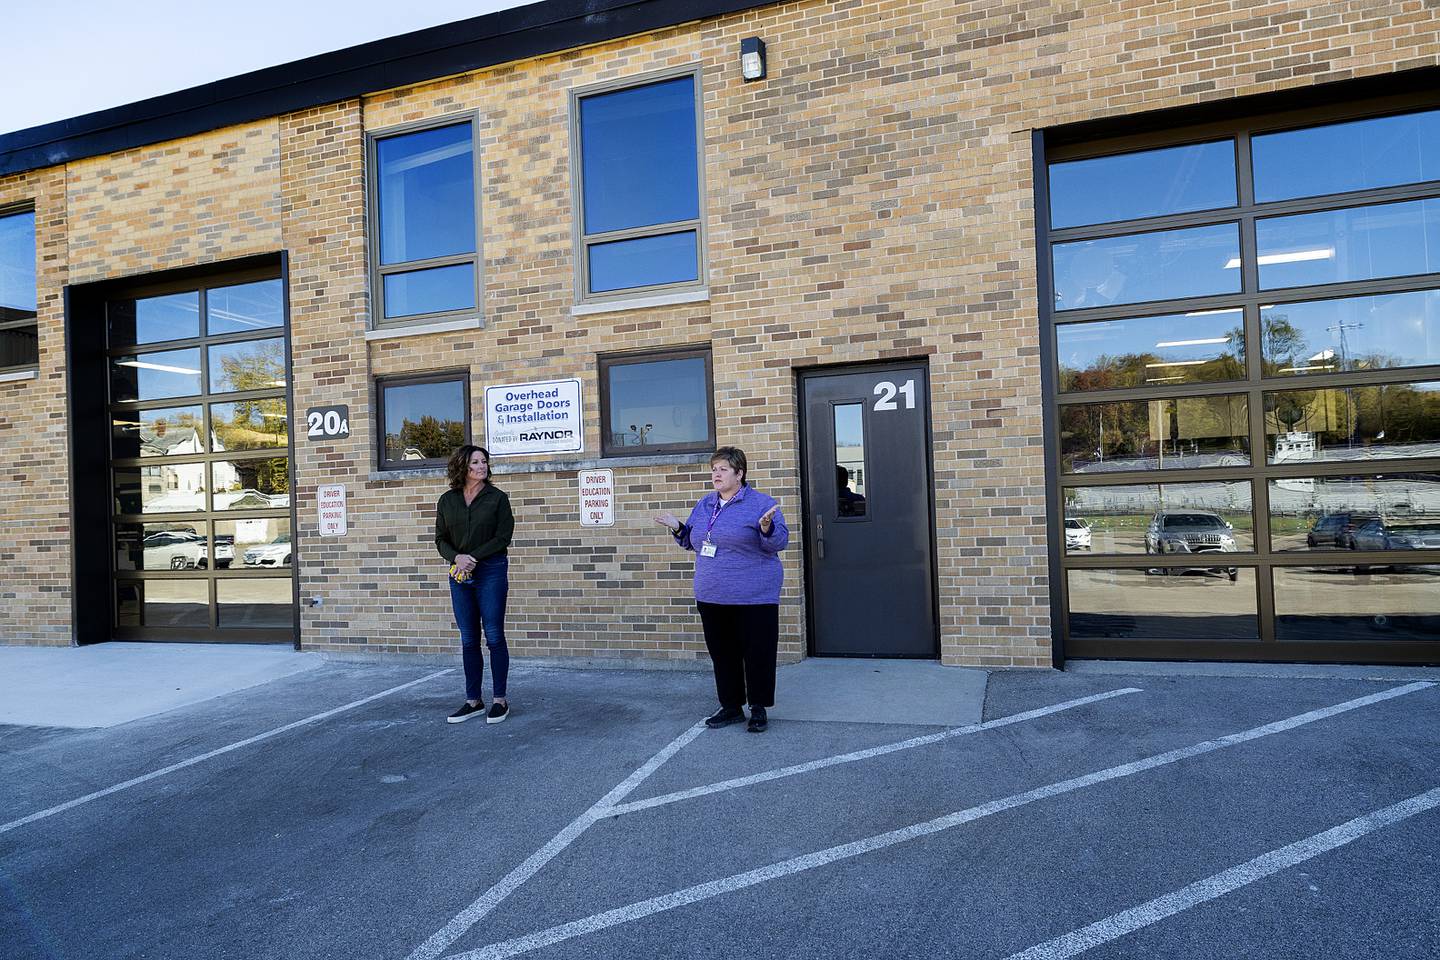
[{"xmin": 3, "ymin": 660, "xmax": 1438, "ymax": 960}]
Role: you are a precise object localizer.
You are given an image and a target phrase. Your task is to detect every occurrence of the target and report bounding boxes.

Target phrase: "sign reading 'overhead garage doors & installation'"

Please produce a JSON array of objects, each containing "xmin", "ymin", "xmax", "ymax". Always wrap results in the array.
[{"xmin": 484, "ymin": 378, "xmax": 583, "ymax": 457}]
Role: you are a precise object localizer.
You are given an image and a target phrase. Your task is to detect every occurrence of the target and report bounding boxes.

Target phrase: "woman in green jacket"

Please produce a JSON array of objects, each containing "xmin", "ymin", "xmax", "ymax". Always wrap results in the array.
[{"xmin": 435, "ymin": 445, "xmax": 515, "ymax": 724}]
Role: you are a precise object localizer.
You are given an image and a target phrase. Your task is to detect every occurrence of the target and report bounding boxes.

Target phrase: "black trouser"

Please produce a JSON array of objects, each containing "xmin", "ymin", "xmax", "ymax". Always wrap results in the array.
[{"xmin": 696, "ymin": 601, "xmax": 779, "ymax": 709}]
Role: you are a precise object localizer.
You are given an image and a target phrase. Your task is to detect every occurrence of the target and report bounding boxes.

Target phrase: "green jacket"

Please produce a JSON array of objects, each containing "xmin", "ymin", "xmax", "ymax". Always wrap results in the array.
[{"xmin": 435, "ymin": 484, "xmax": 514, "ymax": 563}]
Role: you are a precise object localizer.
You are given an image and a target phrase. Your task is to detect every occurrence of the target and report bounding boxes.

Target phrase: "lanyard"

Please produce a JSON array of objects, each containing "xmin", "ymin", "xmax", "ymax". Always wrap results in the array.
[{"xmin": 704, "ymin": 489, "xmax": 741, "ymax": 542}]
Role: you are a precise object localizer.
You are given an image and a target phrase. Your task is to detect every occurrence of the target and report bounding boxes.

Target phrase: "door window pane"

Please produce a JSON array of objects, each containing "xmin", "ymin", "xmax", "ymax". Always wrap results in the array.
[
  {"xmin": 1264, "ymin": 380, "xmax": 1440, "ymax": 463},
  {"xmin": 588, "ymin": 231, "xmax": 699, "ymax": 294},
  {"xmin": 1067, "ymin": 568, "xmax": 1258, "ymax": 639},
  {"xmin": 1052, "ymin": 223, "xmax": 1241, "ymax": 311},
  {"xmin": 1063, "ymin": 481, "xmax": 1251, "ymax": 555},
  {"xmin": 116, "ymin": 521, "xmax": 211, "ymax": 572},
  {"xmin": 114, "ymin": 464, "xmax": 206, "ymax": 514},
  {"xmin": 212, "ymin": 458, "xmax": 290, "ymax": 510},
  {"xmin": 380, "ymin": 378, "xmax": 467, "ymax": 466},
  {"xmin": 207, "ymin": 279, "xmax": 283, "ymax": 335},
  {"xmin": 218, "ymin": 578, "xmax": 294, "ymax": 628},
  {"xmin": 382, "ymin": 263, "xmax": 476, "ymax": 319},
  {"xmin": 219, "ymin": 517, "xmax": 292, "ymax": 570},
  {"xmin": 108, "ymin": 292, "xmax": 200, "ymax": 346},
  {"xmin": 1049, "ymin": 141, "xmax": 1237, "ymax": 229},
  {"xmin": 1059, "ymin": 394, "xmax": 1250, "ymax": 473},
  {"xmin": 376, "ymin": 122, "xmax": 476, "ymax": 265},
  {"xmin": 1274, "ymin": 566, "xmax": 1440, "ymax": 642},
  {"xmin": 1256, "ymin": 198, "xmax": 1440, "ymax": 290},
  {"xmin": 1268, "ymin": 473, "xmax": 1440, "ymax": 552},
  {"xmin": 1056, "ymin": 308, "xmax": 1245, "ymax": 392},
  {"xmin": 1260, "ymin": 290, "xmax": 1440, "ymax": 376},
  {"xmin": 208, "ymin": 337, "xmax": 286, "ymax": 394},
  {"xmin": 115, "ymin": 579, "xmax": 209, "ymax": 628},
  {"xmin": 603, "ymin": 353, "xmax": 711, "ymax": 454},
  {"xmin": 834, "ymin": 403, "xmax": 868, "ymax": 518},
  {"xmin": 580, "ymin": 76, "xmax": 698, "ymax": 235},
  {"xmin": 110, "ymin": 348, "xmax": 202, "ymax": 402},
  {"xmin": 1253, "ymin": 109, "xmax": 1440, "ymax": 203},
  {"xmin": 112, "ymin": 404, "xmax": 204, "ymax": 459},
  {"xmin": 0, "ymin": 209, "xmax": 36, "ymax": 316},
  {"xmin": 211, "ymin": 399, "xmax": 288, "ymax": 452}
]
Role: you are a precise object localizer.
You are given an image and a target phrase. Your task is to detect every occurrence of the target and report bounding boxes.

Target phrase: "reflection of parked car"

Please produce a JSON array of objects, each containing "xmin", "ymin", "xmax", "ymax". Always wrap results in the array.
[
  {"xmin": 1064, "ymin": 518, "xmax": 1091, "ymax": 550},
  {"xmin": 243, "ymin": 533, "xmax": 292, "ymax": 567},
  {"xmin": 142, "ymin": 531, "xmax": 207, "ymax": 569},
  {"xmin": 1350, "ymin": 517, "xmax": 1440, "ymax": 551},
  {"xmin": 1306, "ymin": 514, "xmax": 1351, "ymax": 547},
  {"xmin": 1145, "ymin": 511, "xmax": 1238, "ymax": 580}
]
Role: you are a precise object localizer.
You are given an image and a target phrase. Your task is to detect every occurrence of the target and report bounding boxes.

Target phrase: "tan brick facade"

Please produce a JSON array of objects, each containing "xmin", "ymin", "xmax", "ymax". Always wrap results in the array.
[{"xmin": 4, "ymin": 1, "xmax": 1438, "ymax": 662}]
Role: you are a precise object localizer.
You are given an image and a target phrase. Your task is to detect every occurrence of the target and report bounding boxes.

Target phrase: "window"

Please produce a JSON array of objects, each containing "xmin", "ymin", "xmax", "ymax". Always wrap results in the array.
[
  {"xmin": 0, "ymin": 207, "xmax": 38, "ymax": 372},
  {"xmin": 1043, "ymin": 92, "xmax": 1440, "ymax": 661},
  {"xmin": 572, "ymin": 71, "xmax": 705, "ymax": 301},
  {"xmin": 599, "ymin": 346, "xmax": 713, "ymax": 457},
  {"xmin": 377, "ymin": 373, "xmax": 470, "ymax": 470},
  {"xmin": 368, "ymin": 118, "xmax": 480, "ymax": 326}
]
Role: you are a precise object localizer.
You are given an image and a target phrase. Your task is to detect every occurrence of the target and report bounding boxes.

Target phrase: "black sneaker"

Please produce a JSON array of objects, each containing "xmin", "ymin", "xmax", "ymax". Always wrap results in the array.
[
  {"xmin": 487, "ymin": 701, "xmax": 510, "ymax": 724},
  {"xmin": 447, "ymin": 701, "xmax": 484, "ymax": 724},
  {"xmin": 747, "ymin": 706, "xmax": 768, "ymax": 733},
  {"xmin": 704, "ymin": 705, "xmax": 745, "ymax": 728}
]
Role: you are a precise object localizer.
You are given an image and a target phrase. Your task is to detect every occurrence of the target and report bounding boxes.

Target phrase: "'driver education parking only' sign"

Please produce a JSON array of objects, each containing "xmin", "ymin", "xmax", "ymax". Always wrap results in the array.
[{"xmin": 484, "ymin": 378, "xmax": 583, "ymax": 457}]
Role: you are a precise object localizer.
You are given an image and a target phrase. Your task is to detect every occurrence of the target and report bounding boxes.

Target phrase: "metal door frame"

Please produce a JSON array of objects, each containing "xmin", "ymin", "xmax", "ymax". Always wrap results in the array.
[{"xmin": 796, "ymin": 359, "xmax": 940, "ymax": 659}]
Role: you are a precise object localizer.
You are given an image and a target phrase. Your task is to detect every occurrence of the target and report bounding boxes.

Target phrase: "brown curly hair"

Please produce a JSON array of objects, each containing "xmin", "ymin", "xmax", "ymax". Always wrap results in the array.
[{"xmin": 446, "ymin": 445, "xmax": 491, "ymax": 491}]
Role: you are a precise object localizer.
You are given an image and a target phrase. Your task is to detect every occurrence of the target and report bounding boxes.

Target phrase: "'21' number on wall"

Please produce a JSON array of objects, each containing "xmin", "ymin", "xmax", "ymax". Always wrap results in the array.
[{"xmin": 873, "ymin": 380, "xmax": 916, "ymax": 411}]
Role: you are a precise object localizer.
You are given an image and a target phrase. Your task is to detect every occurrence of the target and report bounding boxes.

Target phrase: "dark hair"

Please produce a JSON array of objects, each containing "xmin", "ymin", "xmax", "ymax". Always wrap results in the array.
[
  {"xmin": 710, "ymin": 446, "xmax": 748, "ymax": 486},
  {"xmin": 447, "ymin": 445, "xmax": 491, "ymax": 491}
]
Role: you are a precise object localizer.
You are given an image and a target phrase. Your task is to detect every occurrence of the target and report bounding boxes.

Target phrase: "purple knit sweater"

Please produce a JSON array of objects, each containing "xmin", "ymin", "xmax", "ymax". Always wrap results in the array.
[{"xmin": 673, "ymin": 485, "xmax": 789, "ymax": 604}]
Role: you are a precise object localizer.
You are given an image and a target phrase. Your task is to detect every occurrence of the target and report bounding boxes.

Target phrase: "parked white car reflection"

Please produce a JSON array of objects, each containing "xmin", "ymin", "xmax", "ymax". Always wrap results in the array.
[
  {"xmin": 1145, "ymin": 510, "xmax": 1239, "ymax": 580},
  {"xmin": 1064, "ymin": 517, "xmax": 1092, "ymax": 550},
  {"xmin": 141, "ymin": 531, "xmax": 207, "ymax": 570},
  {"xmin": 243, "ymin": 533, "xmax": 292, "ymax": 567}
]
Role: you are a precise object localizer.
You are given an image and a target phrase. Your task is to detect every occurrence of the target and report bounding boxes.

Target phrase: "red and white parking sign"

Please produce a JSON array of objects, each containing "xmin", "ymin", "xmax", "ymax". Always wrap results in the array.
[{"xmin": 317, "ymin": 484, "xmax": 348, "ymax": 537}]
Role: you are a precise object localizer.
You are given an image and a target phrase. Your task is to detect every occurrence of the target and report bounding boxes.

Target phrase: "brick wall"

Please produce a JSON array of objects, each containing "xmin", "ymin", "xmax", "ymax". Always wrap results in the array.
[{"xmin": 4, "ymin": 0, "xmax": 1437, "ymax": 661}]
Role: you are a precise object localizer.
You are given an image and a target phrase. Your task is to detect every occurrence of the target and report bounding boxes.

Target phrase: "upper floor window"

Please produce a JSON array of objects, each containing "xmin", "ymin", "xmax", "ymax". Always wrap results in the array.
[
  {"xmin": 573, "ymin": 71, "xmax": 705, "ymax": 301},
  {"xmin": 0, "ymin": 207, "xmax": 38, "ymax": 372},
  {"xmin": 368, "ymin": 118, "xmax": 480, "ymax": 327}
]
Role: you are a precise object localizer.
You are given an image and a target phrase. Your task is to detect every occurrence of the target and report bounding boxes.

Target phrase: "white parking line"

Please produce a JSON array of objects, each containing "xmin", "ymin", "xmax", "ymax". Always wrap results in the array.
[
  {"xmin": 404, "ymin": 720, "xmax": 706, "ymax": 960},
  {"xmin": 1005, "ymin": 784, "xmax": 1440, "ymax": 960},
  {"xmin": 442, "ymin": 681, "xmax": 1433, "ymax": 960},
  {"xmin": 0, "ymin": 669, "xmax": 452, "ymax": 836},
  {"xmin": 605, "ymin": 688, "xmax": 1143, "ymax": 818}
]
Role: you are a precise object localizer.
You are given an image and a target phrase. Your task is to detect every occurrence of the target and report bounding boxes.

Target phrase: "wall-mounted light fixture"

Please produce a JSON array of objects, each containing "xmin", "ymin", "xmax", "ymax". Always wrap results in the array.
[{"xmin": 740, "ymin": 37, "xmax": 767, "ymax": 81}]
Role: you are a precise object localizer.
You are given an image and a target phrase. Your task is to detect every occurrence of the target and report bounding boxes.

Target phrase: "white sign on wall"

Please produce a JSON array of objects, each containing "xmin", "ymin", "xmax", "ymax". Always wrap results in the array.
[
  {"xmin": 317, "ymin": 483, "xmax": 348, "ymax": 537},
  {"xmin": 578, "ymin": 469, "xmax": 615, "ymax": 527},
  {"xmin": 484, "ymin": 378, "xmax": 584, "ymax": 457}
]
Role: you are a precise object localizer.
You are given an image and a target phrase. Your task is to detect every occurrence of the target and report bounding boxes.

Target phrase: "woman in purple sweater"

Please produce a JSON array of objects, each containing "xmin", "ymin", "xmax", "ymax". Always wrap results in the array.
[{"xmin": 654, "ymin": 446, "xmax": 789, "ymax": 733}]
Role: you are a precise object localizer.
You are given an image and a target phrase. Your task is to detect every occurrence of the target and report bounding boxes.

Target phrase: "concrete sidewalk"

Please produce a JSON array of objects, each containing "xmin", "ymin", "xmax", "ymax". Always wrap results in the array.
[{"xmin": 0, "ymin": 642, "xmax": 321, "ymax": 728}]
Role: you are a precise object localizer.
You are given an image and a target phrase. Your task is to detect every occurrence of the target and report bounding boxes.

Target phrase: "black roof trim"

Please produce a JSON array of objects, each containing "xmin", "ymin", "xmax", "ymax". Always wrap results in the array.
[{"xmin": 0, "ymin": 0, "xmax": 779, "ymax": 178}]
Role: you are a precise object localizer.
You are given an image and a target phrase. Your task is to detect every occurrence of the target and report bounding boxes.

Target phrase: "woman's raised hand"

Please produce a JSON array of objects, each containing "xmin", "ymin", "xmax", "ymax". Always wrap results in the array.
[
  {"xmin": 653, "ymin": 511, "xmax": 681, "ymax": 533},
  {"xmin": 759, "ymin": 504, "xmax": 779, "ymax": 534}
]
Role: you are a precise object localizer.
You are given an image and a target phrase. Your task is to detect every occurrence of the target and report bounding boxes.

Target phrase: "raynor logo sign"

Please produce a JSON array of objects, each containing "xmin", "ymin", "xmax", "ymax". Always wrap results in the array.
[{"xmin": 484, "ymin": 378, "xmax": 584, "ymax": 457}]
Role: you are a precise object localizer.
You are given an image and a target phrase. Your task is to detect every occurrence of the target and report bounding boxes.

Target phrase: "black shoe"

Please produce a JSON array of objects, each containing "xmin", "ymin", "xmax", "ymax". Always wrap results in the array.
[
  {"xmin": 487, "ymin": 701, "xmax": 510, "ymax": 724},
  {"xmin": 447, "ymin": 701, "xmax": 484, "ymax": 723},
  {"xmin": 747, "ymin": 706, "xmax": 768, "ymax": 733},
  {"xmin": 704, "ymin": 705, "xmax": 745, "ymax": 728}
]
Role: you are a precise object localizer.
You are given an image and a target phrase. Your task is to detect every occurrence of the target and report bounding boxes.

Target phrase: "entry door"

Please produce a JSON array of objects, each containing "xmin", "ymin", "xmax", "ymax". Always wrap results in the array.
[{"xmin": 801, "ymin": 364, "xmax": 936, "ymax": 657}]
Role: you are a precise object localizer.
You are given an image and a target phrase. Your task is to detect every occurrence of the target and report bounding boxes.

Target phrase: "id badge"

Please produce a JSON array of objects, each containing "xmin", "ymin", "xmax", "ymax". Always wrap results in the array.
[{"xmin": 700, "ymin": 541, "xmax": 718, "ymax": 558}]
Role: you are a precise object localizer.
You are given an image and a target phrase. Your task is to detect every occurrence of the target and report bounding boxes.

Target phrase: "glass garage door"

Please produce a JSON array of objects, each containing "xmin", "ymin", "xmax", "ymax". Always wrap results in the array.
[{"xmin": 107, "ymin": 274, "xmax": 295, "ymax": 642}]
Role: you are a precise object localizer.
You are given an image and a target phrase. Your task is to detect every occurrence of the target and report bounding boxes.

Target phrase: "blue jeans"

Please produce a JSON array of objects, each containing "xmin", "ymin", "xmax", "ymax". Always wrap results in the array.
[{"xmin": 449, "ymin": 553, "xmax": 509, "ymax": 701}]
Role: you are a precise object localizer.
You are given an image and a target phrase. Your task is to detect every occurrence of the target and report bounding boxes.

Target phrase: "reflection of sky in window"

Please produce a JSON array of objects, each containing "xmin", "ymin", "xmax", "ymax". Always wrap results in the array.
[
  {"xmin": 834, "ymin": 403, "xmax": 864, "ymax": 447},
  {"xmin": 581, "ymin": 76, "xmax": 698, "ymax": 235},
  {"xmin": 1256, "ymin": 198, "xmax": 1440, "ymax": 289},
  {"xmin": 1057, "ymin": 309, "xmax": 1242, "ymax": 387},
  {"xmin": 1053, "ymin": 223, "xmax": 1240, "ymax": 310},
  {"xmin": 208, "ymin": 279, "xmax": 283, "ymax": 334},
  {"xmin": 608, "ymin": 357, "xmax": 707, "ymax": 446},
  {"xmin": 0, "ymin": 210, "xmax": 36, "ymax": 314},
  {"xmin": 384, "ymin": 380, "xmax": 464, "ymax": 436},
  {"xmin": 377, "ymin": 123, "xmax": 475, "ymax": 264},
  {"xmin": 1262, "ymin": 289, "xmax": 1440, "ymax": 373},
  {"xmin": 111, "ymin": 348, "xmax": 202, "ymax": 401},
  {"xmin": 1049, "ymin": 141, "xmax": 1236, "ymax": 229},
  {"xmin": 115, "ymin": 292, "xmax": 200, "ymax": 345},
  {"xmin": 383, "ymin": 263, "xmax": 476, "ymax": 317},
  {"xmin": 588, "ymin": 231, "xmax": 698, "ymax": 294},
  {"xmin": 208, "ymin": 337, "xmax": 286, "ymax": 393},
  {"xmin": 1253, "ymin": 109, "xmax": 1440, "ymax": 203}
]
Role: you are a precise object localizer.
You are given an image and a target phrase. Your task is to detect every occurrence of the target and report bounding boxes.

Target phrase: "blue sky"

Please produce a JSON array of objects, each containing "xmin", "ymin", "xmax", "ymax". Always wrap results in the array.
[{"xmin": 0, "ymin": 0, "xmax": 536, "ymax": 135}]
